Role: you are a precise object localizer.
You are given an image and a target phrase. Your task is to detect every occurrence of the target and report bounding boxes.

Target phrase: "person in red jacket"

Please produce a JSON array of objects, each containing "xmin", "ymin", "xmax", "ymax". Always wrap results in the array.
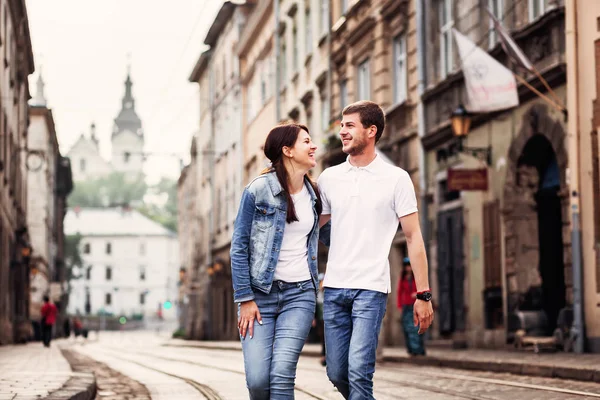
[
  {"xmin": 397, "ymin": 257, "xmax": 426, "ymax": 355},
  {"xmin": 40, "ymin": 296, "xmax": 57, "ymax": 347}
]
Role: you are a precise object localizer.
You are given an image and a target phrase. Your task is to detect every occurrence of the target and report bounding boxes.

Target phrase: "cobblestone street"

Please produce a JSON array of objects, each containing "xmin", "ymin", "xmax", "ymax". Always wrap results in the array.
[
  {"xmin": 61, "ymin": 332, "xmax": 600, "ymax": 399},
  {"xmin": 3, "ymin": 331, "xmax": 600, "ymax": 399}
]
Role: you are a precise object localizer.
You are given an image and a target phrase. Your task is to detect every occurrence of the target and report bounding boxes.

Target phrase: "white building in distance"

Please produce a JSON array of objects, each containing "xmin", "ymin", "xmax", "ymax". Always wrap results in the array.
[{"xmin": 65, "ymin": 207, "xmax": 179, "ymax": 322}]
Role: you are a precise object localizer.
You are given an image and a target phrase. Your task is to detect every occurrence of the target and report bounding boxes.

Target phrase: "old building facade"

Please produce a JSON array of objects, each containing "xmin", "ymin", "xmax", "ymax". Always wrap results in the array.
[
  {"xmin": 0, "ymin": 0, "xmax": 35, "ymax": 344},
  {"xmin": 186, "ymin": 1, "xmax": 255, "ymax": 340},
  {"xmin": 421, "ymin": 0, "xmax": 569, "ymax": 348},
  {"xmin": 27, "ymin": 74, "xmax": 73, "ymax": 341}
]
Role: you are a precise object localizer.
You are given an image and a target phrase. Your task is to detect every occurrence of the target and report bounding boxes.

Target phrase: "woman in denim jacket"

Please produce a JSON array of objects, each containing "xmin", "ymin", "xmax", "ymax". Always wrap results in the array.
[{"xmin": 231, "ymin": 123, "xmax": 322, "ymax": 399}]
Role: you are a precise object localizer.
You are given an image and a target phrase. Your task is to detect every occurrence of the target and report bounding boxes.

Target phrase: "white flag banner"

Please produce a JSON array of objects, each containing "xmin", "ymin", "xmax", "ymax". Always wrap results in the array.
[{"xmin": 452, "ymin": 29, "xmax": 519, "ymax": 113}]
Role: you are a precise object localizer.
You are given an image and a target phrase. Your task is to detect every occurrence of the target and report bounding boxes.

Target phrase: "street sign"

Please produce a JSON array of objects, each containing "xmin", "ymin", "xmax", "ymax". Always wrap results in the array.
[{"xmin": 447, "ymin": 168, "xmax": 489, "ymax": 191}]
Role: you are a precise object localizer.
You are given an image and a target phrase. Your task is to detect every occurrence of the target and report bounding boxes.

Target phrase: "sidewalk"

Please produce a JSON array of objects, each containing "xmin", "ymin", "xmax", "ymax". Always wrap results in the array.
[
  {"xmin": 164, "ymin": 339, "xmax": 600, "ymax": 383},
  {"xmin": 0, "ymin": 340, "xmax": 95, "ymax": 400}
]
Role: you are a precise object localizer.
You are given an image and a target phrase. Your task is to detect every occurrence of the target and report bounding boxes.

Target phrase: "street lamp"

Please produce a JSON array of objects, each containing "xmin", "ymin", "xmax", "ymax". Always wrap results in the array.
[
  {"xmin": 449, "ymin": 104, "xmax": 492, "ymax": 166},
  {"xmin": 451, "ymin": 104, "xmax": 472, "ymax": 137}
]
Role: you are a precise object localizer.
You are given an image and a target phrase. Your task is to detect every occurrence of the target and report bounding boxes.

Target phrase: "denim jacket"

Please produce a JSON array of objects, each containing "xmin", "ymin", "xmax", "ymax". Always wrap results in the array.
[{"xmin": 230, "ymin": 172, "xmax": 323, "ymax": 303}]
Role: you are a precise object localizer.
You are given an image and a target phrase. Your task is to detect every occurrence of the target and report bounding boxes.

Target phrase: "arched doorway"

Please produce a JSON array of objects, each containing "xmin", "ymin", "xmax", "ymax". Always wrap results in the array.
[{"xmin": 503, "ymin": 105, "xmax": 570, "ymax": 337}]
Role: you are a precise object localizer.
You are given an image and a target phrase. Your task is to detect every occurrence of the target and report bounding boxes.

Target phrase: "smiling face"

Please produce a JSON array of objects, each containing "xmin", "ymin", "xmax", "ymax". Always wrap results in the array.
[
  {"xmin": 339, "ymin": 113, "xmax": 375, "ymax": 156},
  {"xmin": 284, "ymin": 128, "xmax": 318, "ymax": 170}
]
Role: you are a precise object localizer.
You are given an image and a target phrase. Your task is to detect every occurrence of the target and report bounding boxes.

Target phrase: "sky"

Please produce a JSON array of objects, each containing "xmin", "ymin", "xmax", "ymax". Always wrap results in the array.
[{"xmin": 25, "ymin": 0, "xmax": 225, "ymax": 183}]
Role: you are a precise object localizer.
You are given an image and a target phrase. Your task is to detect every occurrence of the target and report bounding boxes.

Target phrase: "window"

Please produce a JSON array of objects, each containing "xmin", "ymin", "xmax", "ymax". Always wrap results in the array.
[
  {"xmin": 357, "ymin": 59, "xmax": 371, "ymax": 100},
  {"xmin": 339, "ymin": 80, "xmax": 348, "ymax": 110},
  {"xmin": 106, "ymin": 242, "xmax": 112, "ymax": 255},
  {"xmin": 105, "ymin": 266, "xmax": 112, "ymax": 281},
  {"xmin": 105, "ymin": 293, "xmax": 112, "ymax": 305},
  {"xmin": 341, "ymin": 0, "xmax": 349, "ymax": 14},
  {"xmin": 86, "ymin": 266, "xmax": 92, "ymax": 280},
  {"xmin": 488, "ymin": 0, "xmax": 503, "ymax": 48},
  {"xmin": 529, "ymin": 0, "xmax": 549, "ymax": 21},
  {"xmin": 393, "ymin": 35, "xmax": 408, "ymax": 104},
  {"xmin": 140, "ymin": 293, "xmax": 146, "ymax": 305},
  {"xmin": 140, "ymin": 266, "xmax": 146, "ymax": 281},
  {"xmin": 79, "ymin": 158, "xmax": 86, "ymax": 172},
  {"xmin": 139, "ymin": 242, "xmax": 145, "ymax": 255},
  {"xmin": 439, "ymin": 0, "xmax": 454, "ymax": 79},
  {"xmin": 123, "ymin": 152, "xmax": 130, "ymax": 163},
  {"xmin": 292, "ymin": 16, "xmax": 299, "ymax": 72},
  {"xmin": 83, "ymin": 243, "xmax": 90, "ymax": 254},
  {"xmin": 305, "ymin": 5, "xmax": 312, "ymax": 55},
  {"xmin": 321, "ymin": 95, "xmax": 330, "ymax": 131},
  {"xmin": 260, "ymin": 66, "xmax": 267, "ymax": 104},
  {"xmin": 320, "ymin": 1, "xmax": 328, "ymax": 37},
  {"xmin": 279, "ymin": 35, "xmax": 287, "ymax": 87}
]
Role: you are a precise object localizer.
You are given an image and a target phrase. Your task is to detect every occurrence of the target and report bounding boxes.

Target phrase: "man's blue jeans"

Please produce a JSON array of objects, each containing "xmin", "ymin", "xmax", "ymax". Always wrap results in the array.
[
  {"xmin": 240, "ymin": 280, "xmax": 316, "ymax": 400},
  {"xmin": 324, "ymin": 288, "xmax": 387, "ymax": 400}
]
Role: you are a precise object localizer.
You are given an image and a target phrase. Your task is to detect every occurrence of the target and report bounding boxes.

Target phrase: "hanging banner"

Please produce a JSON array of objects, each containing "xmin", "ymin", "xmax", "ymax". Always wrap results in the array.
[{"xmin": 453, "ymin": 29, "xmax": 519, "ymax": 113}]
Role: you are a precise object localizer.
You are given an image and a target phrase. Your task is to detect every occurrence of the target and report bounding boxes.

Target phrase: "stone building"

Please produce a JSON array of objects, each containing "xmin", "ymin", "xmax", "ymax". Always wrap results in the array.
[
  {"xmin": 176, "ymin": 140, "xmax": 197, "ymax": 332},
  {"xmin": 186, "ymin": 1, "xmax": 255, "ymax": 340},
  {"xmin": 0, "ymin": 0, "xmax": 35, "ymax": 344},
  {"xmin": 420, "ymin": 0, "xmax": 568, "ymax": 348},
  {"xmin": 27, "ymin": 74, "xmax": 73, "ymax": 341}
]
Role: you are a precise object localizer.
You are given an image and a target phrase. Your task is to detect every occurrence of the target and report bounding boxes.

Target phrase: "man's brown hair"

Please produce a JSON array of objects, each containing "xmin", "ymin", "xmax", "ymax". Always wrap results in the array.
[{"xmin": 342, "ymin": 100, "xmax": 386, "ymax": 142}]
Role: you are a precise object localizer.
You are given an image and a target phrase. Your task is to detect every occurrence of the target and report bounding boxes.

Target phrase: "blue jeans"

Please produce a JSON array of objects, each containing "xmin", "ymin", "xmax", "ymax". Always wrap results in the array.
[
  {"xmin": 240, "ymin": 280, "xmax": 316, "ymax": 400},
  {"xmin": 402, "ymin": 305, "xmax": 425, "ymax": 355},
  {"xmin": 324, "ymin": 288, "xmax": 387, "ymax": 400}
]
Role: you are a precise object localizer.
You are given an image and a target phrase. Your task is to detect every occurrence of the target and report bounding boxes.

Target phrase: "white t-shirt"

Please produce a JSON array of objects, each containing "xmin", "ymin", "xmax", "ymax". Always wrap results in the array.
[
  {"xmin": 273, "ymin": 185, "xmax": 313, "ymax": 282},
  {"xmin": 317, "ymin": 155, "xmax": 418, "ymax": 293}
]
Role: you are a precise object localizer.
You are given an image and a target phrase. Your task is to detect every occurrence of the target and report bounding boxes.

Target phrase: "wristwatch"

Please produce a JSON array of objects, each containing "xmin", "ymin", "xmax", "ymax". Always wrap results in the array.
[{"xmin": 416, "ymin": 290, "xmax": 432, "ymax": 302}]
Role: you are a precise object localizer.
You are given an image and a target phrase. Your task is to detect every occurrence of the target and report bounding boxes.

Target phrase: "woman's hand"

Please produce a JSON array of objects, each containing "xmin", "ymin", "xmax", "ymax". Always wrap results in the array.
[{"xmin": 238, "ymin": 300, "xmax": 262, "ymax": 339}]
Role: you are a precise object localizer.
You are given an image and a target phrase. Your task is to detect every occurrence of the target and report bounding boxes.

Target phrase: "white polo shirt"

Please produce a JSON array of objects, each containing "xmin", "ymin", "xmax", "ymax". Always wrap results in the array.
[{"xmin": 317, "ymin": 155, "xmax": 418, "ymax": 293}]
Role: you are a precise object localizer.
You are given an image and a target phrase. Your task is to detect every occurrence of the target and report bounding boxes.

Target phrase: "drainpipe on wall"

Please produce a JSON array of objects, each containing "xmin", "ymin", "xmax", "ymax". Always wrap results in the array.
[
  {"xmin": 274, "ymin": 0, "xmax": 281, "ymax": 122},
  {"xmin": 326, "ymin": 0, "xmax": 332, "ymax": 134},
  {"xmin": 565, "ymin": 0, "xmax": 585, "ymax": 353},
  {"xmin": 416, "ymin": 0, "xmax": 429, "ymax": 261},
  {"xmin": 205, "ymin": 63, "xmax": 216, "ymax": 340}
]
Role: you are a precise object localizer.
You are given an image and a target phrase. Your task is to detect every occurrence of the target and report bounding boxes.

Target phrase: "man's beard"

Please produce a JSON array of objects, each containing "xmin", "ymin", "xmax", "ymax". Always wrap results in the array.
[{"xmin": 343, "ymin": 137, "xmax": 367, "ymax": 155}]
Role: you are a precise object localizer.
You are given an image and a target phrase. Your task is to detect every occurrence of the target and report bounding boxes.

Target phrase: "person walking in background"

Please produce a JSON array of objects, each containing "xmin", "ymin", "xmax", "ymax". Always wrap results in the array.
[
  {"xmin": 318, "ymin": 101, "xmax": 433, "ymax": 399},
  {"xmin": 231, "ymin": 123, "xmax": 322, "ymax": 399},
  {"xmin": 40, "ymin": 296, "xmax": 57, "ymax": 348},
  {"xmin": 397, "ymin": 257, "xmax": 426, "ymax": 356}
]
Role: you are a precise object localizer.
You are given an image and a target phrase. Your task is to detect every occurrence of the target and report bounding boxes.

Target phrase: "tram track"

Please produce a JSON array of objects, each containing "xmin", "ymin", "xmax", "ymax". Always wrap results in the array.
[
  {"xmin": 89, "ymin": 344, "xmax": 600, "ymax": 399},
  {"xmin": 94, "ymin": 345, "xmax": 327, "ymax": 399}
]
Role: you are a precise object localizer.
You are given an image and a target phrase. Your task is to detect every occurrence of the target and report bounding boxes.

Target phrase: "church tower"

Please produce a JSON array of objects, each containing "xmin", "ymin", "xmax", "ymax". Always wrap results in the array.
[{"xmin": 111, "ymin": 65, "xmax": 144, "ymax": 178}]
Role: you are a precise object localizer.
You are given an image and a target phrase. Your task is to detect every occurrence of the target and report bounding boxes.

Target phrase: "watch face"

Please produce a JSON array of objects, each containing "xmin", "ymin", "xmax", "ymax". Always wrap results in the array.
[{"xmin": 419, "ymin": 292, "xmax": 432, "ymax": 301}]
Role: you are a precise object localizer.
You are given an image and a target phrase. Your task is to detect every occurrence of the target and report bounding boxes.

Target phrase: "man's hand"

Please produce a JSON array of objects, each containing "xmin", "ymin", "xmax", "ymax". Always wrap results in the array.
[
  {"xmin": 238, "ymin": 300, "xmax": 262, "ymax": 339},
  {"xmin": 413, "ymin": 299, "xmax": 434, "ymax": 334}
]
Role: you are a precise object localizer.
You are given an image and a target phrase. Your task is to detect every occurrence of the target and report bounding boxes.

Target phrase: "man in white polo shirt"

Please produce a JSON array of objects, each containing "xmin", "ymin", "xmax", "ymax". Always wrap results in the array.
[{"xmin": 318, "ymin": 101, "xmax": 433, "ymax": 399}]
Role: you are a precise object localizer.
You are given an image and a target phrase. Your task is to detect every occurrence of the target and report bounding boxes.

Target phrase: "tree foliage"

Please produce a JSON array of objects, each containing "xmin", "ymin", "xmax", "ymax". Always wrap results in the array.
[
  {"xmin": 68, "ymin": 172, "xmax": 177, "ymax": 232},
  {"xmin": 64, "ymin": 234, "xmax": 84, "ymax": 281},
  {"xmin": 68, "ymin": 172, "xmax": 148, "ymax": 208}
]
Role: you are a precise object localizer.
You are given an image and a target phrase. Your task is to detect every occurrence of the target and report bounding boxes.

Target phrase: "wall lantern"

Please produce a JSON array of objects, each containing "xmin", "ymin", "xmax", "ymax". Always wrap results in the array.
[{"xmin": 449, "ymin": 104, "xmax": 492, "ymax": 166}]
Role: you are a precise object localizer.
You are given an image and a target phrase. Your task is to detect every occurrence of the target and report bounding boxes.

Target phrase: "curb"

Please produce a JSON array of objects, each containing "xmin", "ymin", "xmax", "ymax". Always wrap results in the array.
[
  {"xmin": 165, "ymin": 342, "xmax": 600, "ymax": 384},
  {"xmin": 382, "ymin": 354, "xmax": 600, "ymax": 383},
  {"xmin": 43, "ymin": 372, "xmax": 96, "ymax": 400}
]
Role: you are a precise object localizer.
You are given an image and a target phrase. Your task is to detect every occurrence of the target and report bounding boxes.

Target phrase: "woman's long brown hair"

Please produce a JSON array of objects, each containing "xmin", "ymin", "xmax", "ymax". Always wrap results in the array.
[{"xmin": 262, "ymin": 123, "xmax": 322, "ymax": 223}]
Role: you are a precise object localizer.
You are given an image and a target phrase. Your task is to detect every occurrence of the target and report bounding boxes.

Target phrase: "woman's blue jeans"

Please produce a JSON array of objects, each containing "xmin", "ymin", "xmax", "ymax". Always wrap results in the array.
[{"xmin": 240, "ymin": 280, "xmax": 316, "ymax": 400}]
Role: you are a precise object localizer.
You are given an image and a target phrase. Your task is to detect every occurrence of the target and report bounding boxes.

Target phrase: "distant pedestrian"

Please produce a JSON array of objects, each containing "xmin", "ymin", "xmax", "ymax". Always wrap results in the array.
[
  {"xmin": 231, "ymin": 123, "xmax": 323, "ymax": 399},
  {"xmin": 40, "ymin": 296, "xmax": 57, "ymax": 347},
  {"xmin": 397, "ymin": 257, "xmax": 426, "ymax": 356}
]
